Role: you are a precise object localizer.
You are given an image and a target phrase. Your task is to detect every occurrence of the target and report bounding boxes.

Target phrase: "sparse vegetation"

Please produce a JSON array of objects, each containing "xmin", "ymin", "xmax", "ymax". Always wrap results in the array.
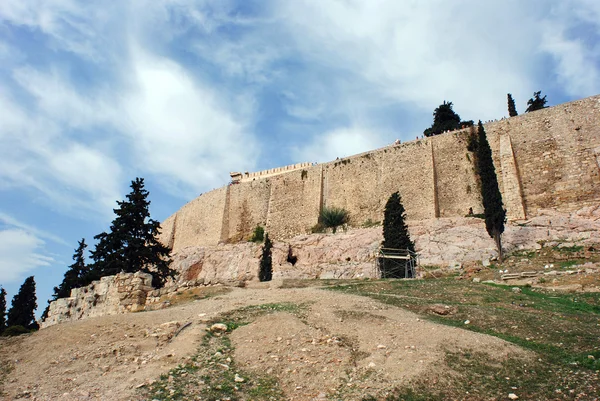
[
  {"xmin": 301, "ymin": 169, "xmax": 308, "ymax": 180},
  {"xmin": 319, "ymin": 206, "xmax": 349, "ymax": 234},
  {"xmin": 329, "ymin": 279, "xmax": 600, "ymax": 399},
  {"xmin": 361, "ymin": 219, "xmax": 381, "ymax": 228},
  {"xmin": 249, "ymin": 224, "xmax": 265, "ymax": 243}
]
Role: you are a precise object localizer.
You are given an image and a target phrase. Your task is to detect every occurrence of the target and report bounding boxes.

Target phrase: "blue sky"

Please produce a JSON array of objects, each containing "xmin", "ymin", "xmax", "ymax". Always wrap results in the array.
[{"xmin": 1, "ymin": 0, "xmax": 600, "ymax": 316}]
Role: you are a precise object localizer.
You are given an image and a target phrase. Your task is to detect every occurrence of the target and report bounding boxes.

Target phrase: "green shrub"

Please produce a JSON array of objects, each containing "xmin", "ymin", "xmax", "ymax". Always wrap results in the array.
[
  {"xmin": 362, "ymin": 219, "xmax": 381, "ymax": 228},
  {"xmin": 319, "ymin": 206, "xmax": 349, "ymax": 234},
  {"xmin": 3, "ymin": 325, "xmax": 30, "ymax": 336},
  {"xmin": 249, "ymin": 225, "xmax": 265, "ymax": 243}
]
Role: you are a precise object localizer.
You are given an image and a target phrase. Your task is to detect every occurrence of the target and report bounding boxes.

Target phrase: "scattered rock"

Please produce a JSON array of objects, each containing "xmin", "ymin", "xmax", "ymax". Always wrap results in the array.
[
  {"xmin": 428, "ymin": 304, "xmax": 457, "ymax": 316},
  {"xmin": 209, "ymin": 323, "xmax": 228, "ymax": 333},
  {"xmin": 511, "ymin": 287, "xmax": 522, "ymax": 293},
  {"xmin": 472, "ymin": 277, "xmax": 481, "ymax": 283},
  {"xmin": 508, "ymin": 393, "xmax": 519, "ymax": 400},
  {"xmin": 234, "ymin": 374, "xmax": 245, "ymax": 383}
]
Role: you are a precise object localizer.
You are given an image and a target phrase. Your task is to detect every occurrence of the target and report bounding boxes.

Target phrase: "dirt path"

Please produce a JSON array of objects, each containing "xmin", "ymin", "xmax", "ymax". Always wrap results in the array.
[{"xmin": 0, "ymin": 286, "xmax": 527, "ymax": 400}]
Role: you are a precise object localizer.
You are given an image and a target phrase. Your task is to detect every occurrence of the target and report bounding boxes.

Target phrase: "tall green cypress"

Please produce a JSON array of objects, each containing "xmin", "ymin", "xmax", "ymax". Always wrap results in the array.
[
  {"xmin": 0, "ymin": 287, "xmax": 7, "ymax": 333},
  {"xmin": 507, "ymin": 93, "xmax": 518, "ymax": 117},
  {"xmin": 381, "ymin": 192, "xmax": 415, "ymax": 278},
  {"xmin": 259, "ymin": 234, "xmax": 273, "ymax": 282},
  {"xmin": 476, "ymin": 121, "xmax": 506, "ymax": 260},
  {"xmin": 382, "ymin": 192, "xmax": 415, "ymax": 252},
  {"xmin": 7, "ymin": 276, "xmax": 38, "ymax": 330}
]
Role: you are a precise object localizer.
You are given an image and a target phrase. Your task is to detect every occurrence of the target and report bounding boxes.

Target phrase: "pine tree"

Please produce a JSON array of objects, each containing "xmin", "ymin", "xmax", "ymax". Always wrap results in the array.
[
  {"xmin": 476, "ymin": 121, "xmax": 506, "ymax": 261},
  {"xmin": 423, "ymin": 101, "xmax": 474, "ymax": 137},
  {"xmin": 54, "ymin": 239, "xmax": 88, "ymax": 300},
  {"xmin": 0, "ymin": 287, "xmax": 7, "ymax": 333},
  {"xmin": 88, "ymin": 178, "xmax": 174, "ymax": 288},
  {"xmin": 525, "ymin": 91, "xmax": 548, "ymax": 113},
  {"xmin": 7, "ymin": 276, "xmax": 38, "ymax": 330},
  {"xmin": 258, "ymin": 234, "xmax": 273, "ymax": 282},
  {"xmin": 507, "ymin": 93, "xmax": 518, "ymax": 117}
]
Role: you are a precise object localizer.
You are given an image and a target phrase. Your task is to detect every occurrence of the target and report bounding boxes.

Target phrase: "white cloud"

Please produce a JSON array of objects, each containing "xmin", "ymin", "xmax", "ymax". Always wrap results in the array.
[
  {"xmin": 120, "ymin": 47, "xmax": 259, "ymax": 196},
  {"xmin": 293, "ymin": 126, "xmax": 385, "ymax": 164},
  {"xmin": 0, "ymin": 229, "xmax": 54, "ymax": 283},
  {"xmin": 0, "ymin": 87, "xmax": 123, "ymax": 216},
  {"xmin": 0, "ymin": 213, "xmax": 69, "ymax": 246}
]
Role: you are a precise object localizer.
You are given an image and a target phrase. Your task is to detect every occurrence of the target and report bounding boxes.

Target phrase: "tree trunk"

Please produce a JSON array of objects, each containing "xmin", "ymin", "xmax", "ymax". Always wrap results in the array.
[{"xmin": 494, "ymin": 232, "xmax": 503, "ymax": 262}]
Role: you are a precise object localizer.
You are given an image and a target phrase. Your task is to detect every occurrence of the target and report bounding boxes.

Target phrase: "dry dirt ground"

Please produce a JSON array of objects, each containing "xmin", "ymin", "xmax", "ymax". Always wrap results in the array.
[{"xmin": 0, "ymin": 285, "xmax": 528, "ymax": 401}]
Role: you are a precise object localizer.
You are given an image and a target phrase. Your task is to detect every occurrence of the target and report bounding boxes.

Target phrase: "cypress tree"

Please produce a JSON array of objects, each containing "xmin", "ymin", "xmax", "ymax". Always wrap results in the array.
[
  {"xmin": 381, "ymin": 192, "xmax": 415, "ymax": 278},
  {"xmin": 88, "ymin": 178, "xmax": 174, "ymax": 288},
  {"xmin": 382, "ymin": 192, "xmax": 415, "ymax": 252},
  {"xmin": 0, "ymin": 287, "xmax": 7, "ymax": 333},
  {"xmin": 7, "ymin": 276, "xmax": 38, "ymax": 330},
  {"xmin": 259, "ymin": 234, "xmax": 273, "ymax": 282},
  {"xmin": 507, "ymin": 93, "xmax": 518, "ymax": 117},
  {"xmin": 476, "ymin": 121, "xmax": 506, "ymax": 261}
]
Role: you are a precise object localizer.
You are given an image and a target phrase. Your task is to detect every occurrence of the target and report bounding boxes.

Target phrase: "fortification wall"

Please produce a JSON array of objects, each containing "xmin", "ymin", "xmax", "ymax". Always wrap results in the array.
[
  {"xmin": 265, "ymin": 165, "xmax": 323, "ymax": 238},
  {"xmin": 159, "ymin": 95, "xmax": 600, "ymax": 250},
  {"xmin": 432, "ymin": 131, "xmax": 482, "ymax": 217},
  {"xmin": 240, "ymin": 162, "xmax": 312, "ymax": 182},
  {"xmin": 323, "ymin": 139, "xmax": 437, "ymax": 224},
  {"xmin": 167, "ymin": 187, "xmax": 227, "ymax": 251},
  {"xmin": 224, "ymin": 179, "xmax": 271, "ymax": 242},
  {"xmin": 485, "ymin": 96, "xmax": 600, "ymax": 216}
]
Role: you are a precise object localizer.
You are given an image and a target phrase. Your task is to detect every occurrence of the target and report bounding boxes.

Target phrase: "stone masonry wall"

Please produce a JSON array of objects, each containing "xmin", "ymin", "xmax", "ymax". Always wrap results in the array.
[
  {"xmin": 41, "ymin": 272, "xmax": 153, "ymax": 328},
  {"xmin": 160, "ymin": 95, "xmax": 600, "ymax": 253}
]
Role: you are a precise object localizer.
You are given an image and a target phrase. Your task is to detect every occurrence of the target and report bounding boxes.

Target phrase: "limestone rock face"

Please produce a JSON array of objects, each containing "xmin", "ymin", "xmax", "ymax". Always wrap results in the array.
[
  {"xmin": 170, "ymin": 209, "xmax": 600, "ymax": 283},
  {"xmin": 41, "ymin": 272, "xmax": 153, "ymax": 329}
]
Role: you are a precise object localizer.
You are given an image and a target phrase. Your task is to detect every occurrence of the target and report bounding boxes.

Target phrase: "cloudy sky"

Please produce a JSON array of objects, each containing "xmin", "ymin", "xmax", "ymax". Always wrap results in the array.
[{"xmin": 1, "ymin": 0, "xmax": 599, "ymax": 315}]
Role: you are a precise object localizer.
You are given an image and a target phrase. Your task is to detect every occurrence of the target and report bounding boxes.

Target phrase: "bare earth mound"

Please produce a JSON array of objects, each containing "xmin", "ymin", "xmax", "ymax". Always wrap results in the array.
[{"xmin": 0, "ymin": 287, "xmax": 527, "ymax": 400}]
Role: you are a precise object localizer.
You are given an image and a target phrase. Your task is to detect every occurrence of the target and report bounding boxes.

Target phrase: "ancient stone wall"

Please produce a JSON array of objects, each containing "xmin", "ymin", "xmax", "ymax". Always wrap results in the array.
[
  {"xmin": 485, "ymin": 97, "xmax": 600, "ymax": 216},
  {"xmin": 265, "ymin": 166, "xmax": 323, "ymax": 239},
  {"xmin": 160, "ymin": 95, "xmax": 600, "ymax": 252},
  {"xmin": 41, "ymin": 272, "xmax": 153, "ymax": 328},
  {"xmin": 223, "ymin": 179, "xmax": 271, "ymax": 242}
]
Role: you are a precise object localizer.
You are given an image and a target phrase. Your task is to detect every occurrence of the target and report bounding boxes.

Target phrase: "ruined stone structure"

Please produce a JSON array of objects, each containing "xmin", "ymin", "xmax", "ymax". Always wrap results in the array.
[
  {"xmin": 41, "ymin": 272, "xmax": 154, "ymax": 328},
  {"xmin": 160, "ymin": 95, "xmax": 600, "ymax": 253}
]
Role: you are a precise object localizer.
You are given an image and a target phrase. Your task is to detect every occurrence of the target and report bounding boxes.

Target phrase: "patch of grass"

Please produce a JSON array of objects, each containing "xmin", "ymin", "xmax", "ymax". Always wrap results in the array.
[
  {"xmin": 327, "ymin": 278, "xmax": 600, "ymax": 399},
  {"xmin": 558, "ymin": 259, "xmax": 583, "ymax": 269},
  {"xmin": 141, "ymin": 303, "xmax": 304, "ymax": 401},
  {"xmin": 160, "ymin": 286, "xmax": 231, "ymax": 307},
  {"xmin": 362, "ymin": 219, "xmax": 381, "ymax": 228},
  {"xmin": 554, "ymin": 244, "xmax": 584, "ymax": 254}
]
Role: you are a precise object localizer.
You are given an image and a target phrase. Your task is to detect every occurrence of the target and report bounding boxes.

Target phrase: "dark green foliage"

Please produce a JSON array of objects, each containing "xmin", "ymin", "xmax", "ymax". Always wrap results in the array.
[
  {"xmin": 87, "ymin": 178, "xmax": 174, "ymax": 288},
  {"xmin": 54, "ymin": 239, "xmax": 88, "ymax": 300},
  {"xmin": 0, "ymin": 288, "xmax": 6, "ymax": 333},
  {"xmin": 2, "ymin": 325, "xmax": 30, "ymax": 337},
  {"xmin": 382, "ymin": 192, "xmax": 415, "ymax": 253},
  {"xmin": 7, "ymin": 276, "xmax": 38, "ymax": 330},
  {"xmin": 525, "ymin": 91, "xmax": 548, "ymax": 113},
  {"xmin": 423, "ymin": 101, "xmax": 473, "ymax": 137},
  {"xmin": 259, "ymin": 234, "xmax": 273, "ymax": 282},
  {"xmin": 507, "ymin": 93, "xmax": 518, "ymax": 117},
  {"xmin": 249, "ymin": 225, "xmax": 264, "ymax": 243},
  {"xmin": 476, "ymin": 121, "xmax": 506, "ymax": 260},
  {"xmin": 319, "ymin": 206, "xmax": 349, "ymax": 234}
]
